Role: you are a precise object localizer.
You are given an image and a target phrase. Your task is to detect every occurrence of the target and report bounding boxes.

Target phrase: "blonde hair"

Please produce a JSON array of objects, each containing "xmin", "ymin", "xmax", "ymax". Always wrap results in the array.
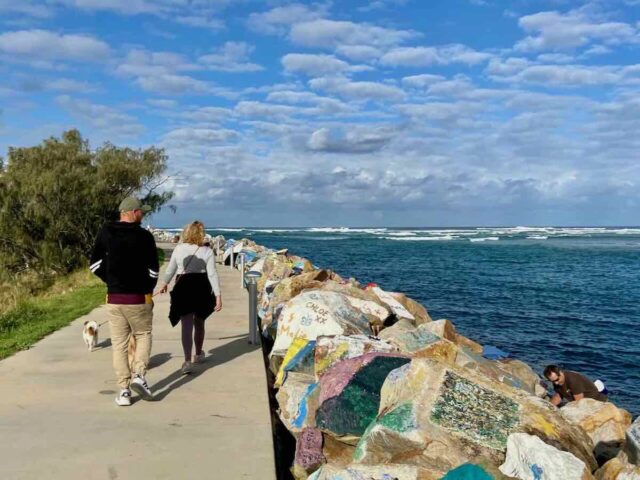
[{"xmin": 181, "ymin": 221, "xmax": 205, "ymax": 246}]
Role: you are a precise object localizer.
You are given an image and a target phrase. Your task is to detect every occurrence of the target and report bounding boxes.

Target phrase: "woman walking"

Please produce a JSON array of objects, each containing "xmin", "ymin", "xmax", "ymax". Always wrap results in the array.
[{"xmin": 159, "ymin": 221, "xmax": 222, "ymax": 374}]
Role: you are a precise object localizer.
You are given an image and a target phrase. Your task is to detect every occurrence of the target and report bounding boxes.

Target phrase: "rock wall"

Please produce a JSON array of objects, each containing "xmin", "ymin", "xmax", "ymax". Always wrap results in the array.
[{"xmin": 200, "ymin": 234, "xmax": 638, "ymax": 479}]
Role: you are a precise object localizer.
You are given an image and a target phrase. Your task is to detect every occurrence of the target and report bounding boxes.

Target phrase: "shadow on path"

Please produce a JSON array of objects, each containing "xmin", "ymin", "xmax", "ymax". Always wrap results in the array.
[
  {"xmin": 151, "ymin": 335, "xmax": 260, "ymax": 401},
  {"xmin": 149, "ymin": 352, "xmax": 172, "ymax": 370}
]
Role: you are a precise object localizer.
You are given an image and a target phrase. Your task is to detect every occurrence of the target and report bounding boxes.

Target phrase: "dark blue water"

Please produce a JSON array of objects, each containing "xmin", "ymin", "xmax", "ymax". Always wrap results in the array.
[{"xmin": 204, "ymin": 227, "xmax": 640, "ymax": 415}]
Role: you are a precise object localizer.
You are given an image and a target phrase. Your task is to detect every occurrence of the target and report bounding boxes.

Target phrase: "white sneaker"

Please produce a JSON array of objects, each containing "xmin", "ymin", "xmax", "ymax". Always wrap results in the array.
[
  {"xmin": 194, "ymin": 352, "xmax": 205, "ymax": 364},
  {"xmin": 115, "ymin": 389, "xmax": 132, "ymax": 406},
  {"xmin": 131, "ymin": 374, "xmax": 154, "ymax": 400},
  {"xmin": 181, "ymin": 361, "xmax": 193, "ymax": 375}
]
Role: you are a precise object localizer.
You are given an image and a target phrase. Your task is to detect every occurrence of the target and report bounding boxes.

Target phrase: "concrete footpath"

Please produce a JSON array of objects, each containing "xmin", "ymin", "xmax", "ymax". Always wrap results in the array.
[{"xmin": 0, "ymin": 260, "xmax": 276, "ymax": 479}]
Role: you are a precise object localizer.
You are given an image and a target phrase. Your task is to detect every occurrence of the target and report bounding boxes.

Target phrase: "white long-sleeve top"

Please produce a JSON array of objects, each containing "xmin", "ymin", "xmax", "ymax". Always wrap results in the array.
[{"xmin": 163, "ymin": 243, "xmax": 221, "ymax": 296}]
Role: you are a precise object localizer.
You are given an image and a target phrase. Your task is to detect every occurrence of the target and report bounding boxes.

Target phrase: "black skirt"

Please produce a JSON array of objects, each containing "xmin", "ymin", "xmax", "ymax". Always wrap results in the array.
[{"xmin": 169, "ymin": 273, "xmax": 215, "ymax": 327}]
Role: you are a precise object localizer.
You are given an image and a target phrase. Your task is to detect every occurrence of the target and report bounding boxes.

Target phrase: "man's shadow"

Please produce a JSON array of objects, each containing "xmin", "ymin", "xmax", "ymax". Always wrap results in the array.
[{"xmin": 150, "ymin": 335, "xmax": 260, "ymax": 401}]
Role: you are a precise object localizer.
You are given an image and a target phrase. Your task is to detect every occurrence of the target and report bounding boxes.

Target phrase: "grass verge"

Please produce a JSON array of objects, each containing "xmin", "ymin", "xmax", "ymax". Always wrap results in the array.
[{"xmin": 0, "ymin": 270, "xmax": 105, "ymax": 360}]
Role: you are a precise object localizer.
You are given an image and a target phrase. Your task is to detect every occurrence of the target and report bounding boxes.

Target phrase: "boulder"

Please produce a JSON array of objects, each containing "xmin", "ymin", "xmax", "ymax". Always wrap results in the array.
[
  {"xmin": 293, "ymin": 427, "xmax": 325, "ymax": 479},
  {"xmin": 388, "ymin": 292, "xmax": 432, "ymax": 325},
  {"xmin": 315, "ymin": 353, "xmax": 411, "ymax": 444},
  {"xmin": 276, "ymin": 372, "xmax": 319, "ymax": 433},
  {"xmin": 270, "ymin": 291, "xmax": 374, "ymax": 358},
  {"xmin": 261, "ymin": 270, "xmax": 334, "ymax": 334},
  {"xmin": 322, "ymin": 434, "xmax": 356, "ymax": 468},
  {"xmin": 441, "ymin": 463, "xmax": 514, "ymax": 479},
  {"xmin": 499, "ymin": 433, "xmax": 594, "ymax": 479},
  {"xmin": 379, "ymin": 322, "xmax": 459, "ymax": 364},
  {"xmin": 455, "ymin": 334, "xmax": 484, "ymax": 355},
  {"xmin": 314, "ymin": 335, "xmax": 396, "ymax": 379},
  {"xmin": 354, "ymin": 359, "xmax": 596, "ymax": 475},
  {"xmin": 308, "ymin": 463, "xmax": 436, "ymax": 480},
  {"xmin": 595, "ymin": 452, "xmax": 640, "ymax": 479},
  {"xmin": 497, "ymin": 359, "xmax": 544, "ymax": 397},
  {"xmin": 626, "ymin": 416, "xmax": 640, "ymax": 466},
  {"xmin": 276, "ymin": 337, "xmax": 317, "ymax": 387},
  {"xmin": 369, "ymin": 286, "xmax": 418, "ymax": 322},
  {"xmin": 560, "ymin": 399, "xmax": 632, "ymax": 464}
]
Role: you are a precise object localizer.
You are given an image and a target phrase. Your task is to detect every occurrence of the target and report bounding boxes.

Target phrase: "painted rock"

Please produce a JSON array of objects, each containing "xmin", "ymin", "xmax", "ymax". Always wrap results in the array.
[
  {"xmin": 379, "ymin": 322, "xmax": 460, "ymax": 364},
  {"xmin": 293, "ymin": 427, "xmax": 325, "ymax": 480},
  {"xmin": 275, "ymin": 337, "xmax": 317, "ymax": 388},
  {"xmin": 595, "ymin": 452, "xmax": 640, "ymax": 479},
  {"xmin": 308, "ymin": 463, "xmax": 436, "ymax": 480},
  {"xmin": 440, "ymin": 463, "xmax": 512, "ymax": 479},
  {"xmin": 261, "ymin": 270, "xmax": 333, "ymax": 333},
  {"xmin": 354, "ymin": 359, "xmax": 596, "ymax": 475},
  {"xmin": 497, "ymin": 359, "xmax": 544, "ymax": 397},
  {"xmin": 270, "ymin": 291, "xmax": 373, "ymax": 357},
  {"xmin": 314, "ymin": 334, "xmax": 396, "ymax": 379},
  {"xmin": 422, "ymin": 319, "xmax": 458, "ymax": 342},
  {"xmin": 315, "ymin": 353, "xmax": 411, "ymax": 444},
  {"xmin": 455, "ymin": 334, "xmax": 484, "ymax": 355},
  {"xmin": 625, "ymin": 416, "xmax": 640, "ymax": 466},
  {"xmin": 499, "ymin": 433, "xmax": 594, "ymax": 479},
  {"xmin": 560, "ymin": 399, "xmax": 632, "ymax": 464},
  {"xmin": 276, "ymin": 372, "xmax": 320, "ymax": 433}
]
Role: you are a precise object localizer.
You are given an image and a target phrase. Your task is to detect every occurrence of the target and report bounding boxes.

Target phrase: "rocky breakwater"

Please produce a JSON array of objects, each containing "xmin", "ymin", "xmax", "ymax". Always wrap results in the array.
[{"xmin": 221, "ymin": 235, "xmax": 638, "ymax": 479}]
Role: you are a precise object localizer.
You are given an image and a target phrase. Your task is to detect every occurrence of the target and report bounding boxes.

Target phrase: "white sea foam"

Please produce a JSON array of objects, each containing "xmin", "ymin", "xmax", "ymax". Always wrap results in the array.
[
  {"xmin": 384, "ymin": 231, "xmax": 418, "ymax": 237},
  {"xmin": 385, "ymin": 235, "xmax": 457, "ymax": 241},
  {"xmin": 307, "ymin": 227, "xmax": 388, "ymax": 234},
  {"xmin": 527, "ymin": 235, "xmax": 548, "ymax": 240},
  {"xmin": 469, "ymin": 237, "xmax": 499, "ymax": 242}
]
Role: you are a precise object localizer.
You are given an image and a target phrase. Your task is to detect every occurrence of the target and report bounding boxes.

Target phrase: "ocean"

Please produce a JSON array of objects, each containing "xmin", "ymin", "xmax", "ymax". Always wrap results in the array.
[{"xmin": 199, "ymin": 226, "xmax": 639, "ymax": 416}]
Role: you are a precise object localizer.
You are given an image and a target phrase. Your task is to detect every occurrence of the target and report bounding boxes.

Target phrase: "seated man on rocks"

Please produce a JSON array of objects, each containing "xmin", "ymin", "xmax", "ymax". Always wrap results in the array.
[{"xmin": 543, "ymin": 364, "xmax": 608, "ymax": 406}]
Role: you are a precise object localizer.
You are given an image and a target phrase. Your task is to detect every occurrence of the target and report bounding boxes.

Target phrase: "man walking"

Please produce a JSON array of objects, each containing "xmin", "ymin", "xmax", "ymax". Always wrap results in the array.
[{"xmin": 90, "ymin": 196, "xmax": 158, "ymax": 406}]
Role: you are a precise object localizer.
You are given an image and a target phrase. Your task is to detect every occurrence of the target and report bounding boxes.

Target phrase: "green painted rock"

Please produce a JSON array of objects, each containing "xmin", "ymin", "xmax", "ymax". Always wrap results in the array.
[
  {"xmin": 354, "ymin": 359, "xmax": 596, "ymax": 475},
  {"xmin": 315, "ymin": 353, "xmax": 411, "ymax": 444},
  {"xmin": 308, "ymin": 463, "xmax": 437, "ymax": 480}
]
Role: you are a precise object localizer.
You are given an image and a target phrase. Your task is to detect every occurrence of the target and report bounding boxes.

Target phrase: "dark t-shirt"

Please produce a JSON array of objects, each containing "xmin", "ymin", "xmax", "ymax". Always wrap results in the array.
[{"xmin": 554, "ymin": 370, "xmax": 607, "ymax": 402}]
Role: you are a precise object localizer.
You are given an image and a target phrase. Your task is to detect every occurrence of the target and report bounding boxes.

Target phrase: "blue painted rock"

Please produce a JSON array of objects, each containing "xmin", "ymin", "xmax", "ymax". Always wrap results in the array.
[
  {"xmin": 315, "ymin": 352, "xmax": 411, "ymax": 444},
  {"xmin": 379, "ymin": 322, "xmax": 460, "ymax": 364},
  {"xmin": 276, "ymin": 372, "xmax": 319, "ymax": 433},
  {"xmin": 354, "ymin": 359, "xmax": 596, "ymax": 475},
  {"xmin": 499, "ymin": 433, "xmax": 594, "ymax": 479},
  {"xmin": 440, "ymin": 463, "xmax": 509, "ymax": 479}
]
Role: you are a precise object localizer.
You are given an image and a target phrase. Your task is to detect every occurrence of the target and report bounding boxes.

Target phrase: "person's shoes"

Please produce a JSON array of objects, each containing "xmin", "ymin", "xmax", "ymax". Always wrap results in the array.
[
  {"xmin": 194, "ymin": 352, "xmax": 205, "ymax": 364},
  {"xmin": 181, "ymin": 361, "xmax": 193, "ymax": 374},
  {"xmin": 131, "ymin": 374, "xmax": 154, "ymax": 400},
  {"xmin": 115, "ymin": 389, "xmax": 132, "ymax": 406}
]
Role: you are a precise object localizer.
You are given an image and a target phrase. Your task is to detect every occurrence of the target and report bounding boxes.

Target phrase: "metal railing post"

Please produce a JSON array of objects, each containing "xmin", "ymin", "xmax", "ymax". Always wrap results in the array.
[
  {"xmin": 240, "ymin": 253, "xmax": 245, "ymax": 288},
  {"xmin": 245, "ymin": 271, "xmax": 262, "ymax": 345},
  {"xmin": 229, "ymin": 248, "xmax": 234, "ymax": 270}
]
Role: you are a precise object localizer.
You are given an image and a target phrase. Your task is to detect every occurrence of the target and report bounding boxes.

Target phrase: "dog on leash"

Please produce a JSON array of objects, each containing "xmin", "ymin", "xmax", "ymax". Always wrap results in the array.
[{"xmin": 82, "ymin": 320, "xmax": 99, "ymax": 351}]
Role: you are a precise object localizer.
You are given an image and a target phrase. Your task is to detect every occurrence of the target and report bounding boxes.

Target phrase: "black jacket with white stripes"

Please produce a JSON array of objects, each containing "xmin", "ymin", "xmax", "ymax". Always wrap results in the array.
[{"xmin": 89, "ymin": 221, "xmax": 159, "ymax": 294}]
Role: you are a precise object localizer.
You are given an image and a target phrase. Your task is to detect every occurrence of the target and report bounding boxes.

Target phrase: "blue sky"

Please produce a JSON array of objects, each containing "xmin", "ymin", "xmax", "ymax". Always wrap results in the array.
[{"xmin": 0, "ymin": 0, "xmax": 639, "ymax": 227}]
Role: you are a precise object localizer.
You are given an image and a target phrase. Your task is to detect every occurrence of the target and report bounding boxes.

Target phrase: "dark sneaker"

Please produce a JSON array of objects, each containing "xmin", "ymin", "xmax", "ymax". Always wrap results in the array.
[
  {"xmin": 181, "ymin": 361, "xmax": 193, "ymax": 375},
  {"xmin": 115, "ymin": 389, "xmax": 132, "ymax": 406},
  {"xmin": 194, "ymin": 352, "xmax": 205, "ymax": 364},
  {"xmin": 131, "ymin": 374, "xmax": 154, "ymax": 401}
]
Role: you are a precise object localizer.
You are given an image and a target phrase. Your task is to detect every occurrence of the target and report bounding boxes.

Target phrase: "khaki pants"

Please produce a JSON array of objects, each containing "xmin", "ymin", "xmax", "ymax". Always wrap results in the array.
[{"xmin": 107, "ymin": 303, "xmax": 153, "ymax": 390}]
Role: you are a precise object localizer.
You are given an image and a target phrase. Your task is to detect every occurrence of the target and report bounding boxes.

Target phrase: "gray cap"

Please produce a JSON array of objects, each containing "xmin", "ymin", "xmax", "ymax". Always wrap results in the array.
[{"xmin": 119, "ymin": 196, "xmax": 152, "ymax": 213}]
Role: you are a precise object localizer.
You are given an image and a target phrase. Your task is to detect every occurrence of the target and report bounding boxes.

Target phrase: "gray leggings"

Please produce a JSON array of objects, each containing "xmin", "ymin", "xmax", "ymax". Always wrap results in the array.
[{"xmin": 180, "ymin": 313, "xmax": 205, "ymax": 360}]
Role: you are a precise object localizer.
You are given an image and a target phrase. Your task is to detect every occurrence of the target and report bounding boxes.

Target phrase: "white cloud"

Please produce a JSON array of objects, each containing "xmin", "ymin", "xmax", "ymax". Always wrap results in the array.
[
  {"xmin": 309, "ymin": 76, "xmax": 406, "ymax": 101},
  {"xmin": 0, "ymin": 0, "xmax": 52, "ymax": 18},
  {"xmin": 381, "ymin": 44, "xmax": 492, "ymax": 67},
  {"xmin": 402, "ymin": 74, "xmax": 447, "ymax": 88},
  {"xmin": 135, "ymin": 74, "xmax": 211, "ymax": 95},
  {"xmin": 0, "ymin": 30, "xmax": 111, "ymax": 64},
  {"xmin": 56, "ymin": 95, "xmax": 143, "ymax": 137},
  {"xmin": 175, "ymin": 15, "xmax": 225, "ymax": 30},
  {"xmin": 335, "ymin": 45, "xmax": 382, "ymax": 62},
  {"xmin": 307, "ymin": 126, "xmax": 396, "ymax": 153},
  {"xmin": 490, "ymin": 63, "xmax": 639, "ymax": 87},
  {"xmin": 199, "ymin": 42, "xmax": 263, "ymax": 73},
  {"xmin": 290, "ymin": 19, "xmax": 417, "ymax": 49},
  {"xmin": 282, "ymin": 53, "xmax": 351, "ymax": 76},
  {"xmin": 515, "ymin": 8, "xmax": 639, "ymax": 52},
  {"xmin": 247, "ymin": 3, "xmax": 329, "ymax": 35},
  {"xmin": 162, "ymin": 127, "xmax": 237, "ymax": 146}
]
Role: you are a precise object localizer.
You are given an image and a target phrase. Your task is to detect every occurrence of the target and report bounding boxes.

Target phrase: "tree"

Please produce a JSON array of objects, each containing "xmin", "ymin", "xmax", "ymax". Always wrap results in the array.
[{"xmin": 0, "ymin": 130, "xmax": 173, "ymax": 275}]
